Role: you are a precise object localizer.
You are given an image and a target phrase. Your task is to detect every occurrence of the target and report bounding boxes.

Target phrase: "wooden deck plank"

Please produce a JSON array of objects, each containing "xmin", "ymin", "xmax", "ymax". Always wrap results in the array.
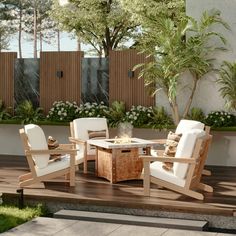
[{"xmin": 0, "ymin": 155, "xmax": 236, "ymax": 217}]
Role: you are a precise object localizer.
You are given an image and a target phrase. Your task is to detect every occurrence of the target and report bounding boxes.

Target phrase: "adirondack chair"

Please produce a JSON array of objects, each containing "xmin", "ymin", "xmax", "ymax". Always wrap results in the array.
[
  {"xmin": 19, "ymin": 124, "xmax": 76, "ymax": 187},
  {"xmin": 151, "ymin": 119, "xmax": 212, "ymax": 176},
  {"xmin": 140, "ymin": 129, "xmax": 213, "ymax": 200},
  {"xmin": 69, "ymin": 117, "xmax": 109, "ymax": 173}
]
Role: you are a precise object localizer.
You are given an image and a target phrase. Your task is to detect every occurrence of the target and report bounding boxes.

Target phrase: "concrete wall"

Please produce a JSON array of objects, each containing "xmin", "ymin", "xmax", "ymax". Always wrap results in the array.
[
  {"xmin": 1, "ymin": 124, "xmax": 235, "ymax": 166},
  {"xmin": 156, "ymin": 0, "xmax": 236, "ymax": 116}
]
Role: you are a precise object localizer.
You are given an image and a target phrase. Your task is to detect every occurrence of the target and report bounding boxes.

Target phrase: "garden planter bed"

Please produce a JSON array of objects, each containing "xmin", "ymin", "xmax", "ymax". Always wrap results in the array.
[{"xmin": 0, "ymin": 124, "xmax": 236, "ymax": 166}]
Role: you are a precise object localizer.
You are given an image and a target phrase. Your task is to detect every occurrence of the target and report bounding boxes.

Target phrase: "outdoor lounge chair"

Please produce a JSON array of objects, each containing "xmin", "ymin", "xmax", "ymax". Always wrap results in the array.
[
  {"xmin": 19, "ymin": 124, "xmax": 76, "ymax": 187},
  {"xmin": 151, "ymin": 119, "xmax": 212, "ymax": 176},
  {"xmin": 140, "ymin": 129, "xmax": 213, "ymax": 200},
  {"xmin": 69, "ymin": 117, "xmax": 109, "ymax": 173}
]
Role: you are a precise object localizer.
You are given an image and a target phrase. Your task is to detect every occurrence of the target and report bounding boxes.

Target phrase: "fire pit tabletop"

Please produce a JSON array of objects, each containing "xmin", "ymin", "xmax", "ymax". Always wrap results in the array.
[{"xmin": 87, "ymin": 137, "xmax": 156, "ymax": 149}]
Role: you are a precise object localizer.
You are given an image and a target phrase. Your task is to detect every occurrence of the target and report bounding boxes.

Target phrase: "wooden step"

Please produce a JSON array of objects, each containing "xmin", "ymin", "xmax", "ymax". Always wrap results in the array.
[{"xmin": 54, "ymin": 210, "xmax": 209, "ymax": 231}]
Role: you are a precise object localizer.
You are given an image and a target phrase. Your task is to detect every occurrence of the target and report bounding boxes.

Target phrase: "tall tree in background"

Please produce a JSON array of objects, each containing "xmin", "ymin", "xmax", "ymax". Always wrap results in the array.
[
  {"xmin": 51, "ymin": 0, "xmax": 138, "ymax": 57},
  {"xmin": 24, "ymin": 0, "xmax": 60, "ymax": 58},
  {"xmin": 1, "ymin": 0, "xmax": 31, "ymax": 58},
  {"xmin": 0, "ymin": 0, "xmax": 16, "ymax": 52}
]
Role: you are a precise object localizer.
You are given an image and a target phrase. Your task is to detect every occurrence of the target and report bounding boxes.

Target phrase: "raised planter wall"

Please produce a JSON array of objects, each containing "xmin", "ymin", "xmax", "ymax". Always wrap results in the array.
[{"xmin": 0, "ymin": 124, "xmax": 235, "ymax": 167}]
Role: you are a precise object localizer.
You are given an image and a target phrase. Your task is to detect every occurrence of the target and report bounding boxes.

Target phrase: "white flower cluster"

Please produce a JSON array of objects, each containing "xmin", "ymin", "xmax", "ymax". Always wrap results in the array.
[
  {"xmin": 47, "ymin": 101, "xmax": 79, "ymax": 121},
  {"xmin": 124, "ymin": 105, "xmax": 153, "ymax": 126},
  {"xmin": 205, "ymin": 111, "xmax": 235, "ymax": 127},
  {"xmin": 78, "ymin": 101, "xmax": 109, "ymax": 118}
]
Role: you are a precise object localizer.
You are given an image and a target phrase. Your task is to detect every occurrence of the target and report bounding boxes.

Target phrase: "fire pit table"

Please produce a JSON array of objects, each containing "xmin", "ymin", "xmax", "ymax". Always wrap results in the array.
[{"xmin": 87, "ymin": 138, "xmax": 156, "ymax": 183}]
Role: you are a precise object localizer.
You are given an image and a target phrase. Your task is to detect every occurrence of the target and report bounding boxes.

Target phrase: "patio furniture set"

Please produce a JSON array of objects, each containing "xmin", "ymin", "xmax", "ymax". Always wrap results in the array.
[{"xmin": 18, "ymin": 118, "xmax": 213, "ymax": 200}]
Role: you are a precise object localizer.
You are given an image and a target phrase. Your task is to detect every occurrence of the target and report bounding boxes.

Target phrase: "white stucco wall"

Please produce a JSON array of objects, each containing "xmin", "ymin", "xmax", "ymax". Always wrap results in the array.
[{"xmin": 156, "ymin": 0, "xmax": 236, "ymax": 116}]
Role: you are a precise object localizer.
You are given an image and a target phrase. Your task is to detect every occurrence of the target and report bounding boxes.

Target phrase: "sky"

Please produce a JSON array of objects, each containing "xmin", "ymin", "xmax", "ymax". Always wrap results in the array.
[{"xmin": 5, "ymin": 32, "xmax": 90, "ymax": 58}]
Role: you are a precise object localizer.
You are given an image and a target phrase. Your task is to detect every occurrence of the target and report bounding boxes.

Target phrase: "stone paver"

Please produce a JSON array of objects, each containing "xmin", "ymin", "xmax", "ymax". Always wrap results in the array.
[{"xmin": 1, "ymin": 217, "xmax": 234, "ymax": 236}]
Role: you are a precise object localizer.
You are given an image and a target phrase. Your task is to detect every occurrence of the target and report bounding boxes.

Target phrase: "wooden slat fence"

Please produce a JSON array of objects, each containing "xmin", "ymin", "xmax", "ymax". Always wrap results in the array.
[
  {"xmin": 40, "ymin": 51, "xmax": 84, "ymax": 113},
  {"xmin": 109, "ymin": 49, "xmax": 155, "ymax": 110},
  {"xmin": 0, "ymin": 52, "xmax": 17, "ymax": 110}
]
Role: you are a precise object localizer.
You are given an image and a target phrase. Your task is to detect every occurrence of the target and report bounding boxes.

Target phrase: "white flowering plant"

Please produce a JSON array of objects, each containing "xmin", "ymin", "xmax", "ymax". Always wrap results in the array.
[
  {"xmin": 47, "ymin": 101, "xmax": 80, "ymax": 122},
  {"xmin": 204, "ymin": 111, "xmax": 236, "ymax": 127},
  {"xmin": 77, "ymin": 102, "xmax": 109, "ymax": 118},
  {"xmin": 123, "ymin": 105, "xmax": 153, "ymax": 127}
]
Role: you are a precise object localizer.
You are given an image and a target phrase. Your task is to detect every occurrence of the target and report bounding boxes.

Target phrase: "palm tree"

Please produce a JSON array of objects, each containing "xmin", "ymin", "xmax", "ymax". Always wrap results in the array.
[
  {"xmin": 136, "ymin": 9, "xmax": 229, "ymax": 125},
  {"xmin": 217, "ymin": 61, "xmax": 236, "ymax": 111}
]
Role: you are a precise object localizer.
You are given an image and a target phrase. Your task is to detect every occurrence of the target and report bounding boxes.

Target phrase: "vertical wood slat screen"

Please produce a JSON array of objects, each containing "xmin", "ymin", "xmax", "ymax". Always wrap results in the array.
[
  {"xmin": 109, "ymin": 49, "xmax": 155, "ymax": 110},
  {"xmin": 40, "ymin": 51, "xmax": 84, "ymax": 113},
  {"xmin": 0, "ymin": 52, "xmax": 17, "ymax": 109}
]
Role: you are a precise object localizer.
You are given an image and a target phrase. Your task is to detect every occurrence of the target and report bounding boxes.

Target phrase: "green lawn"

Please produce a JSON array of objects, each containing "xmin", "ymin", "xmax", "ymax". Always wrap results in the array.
[{"xmin": 0, "ymin": 204, "xmax": 48, "ymax": 233}]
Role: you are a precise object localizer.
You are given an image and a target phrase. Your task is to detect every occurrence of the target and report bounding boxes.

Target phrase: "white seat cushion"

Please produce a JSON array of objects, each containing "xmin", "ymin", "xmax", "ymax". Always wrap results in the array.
[
  {"xmin": 150, "ymin": 161, "xmax": 186, "ymax": 187},
  {"xmin": 25, "ymin": 124, "xmax": 50, "ymax": 169},
  {"xmin": 175, "ymin": 119, "xmax": 204, "ymax": 134},
  {"xmin": 174, "ymin": 129, "xmax": 206, "ymax": 179},
  {"xmin": 36, "ymin": 154, "xmax": 70, "ymax": 176}
]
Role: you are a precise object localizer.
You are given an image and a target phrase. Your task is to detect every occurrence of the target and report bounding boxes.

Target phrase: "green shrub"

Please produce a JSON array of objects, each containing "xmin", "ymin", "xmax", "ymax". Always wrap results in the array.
[
  {"xmin": 187, "ymin": 107, "xmax": 205, "ymax": 122},
  {"xmin": 149, "ymin": 106, "xmax": 173, "ymax": 129},
  {"xmin": 0, "ymin": 100, "xmax": 12, "ymax": 121},
  {"xmin": 105, "ymin": 101, "xmax": 126, "ymax": 127},
  {"xmin": 14, "ymin": 100, "xmax": 44, "ymax": 124},
  {"xmin": 47, "ymin": 101, "xmax": 80, "ymax": 122},
  {"xmin": 204, "ymin": 111, "xmax": 236, "ymax": 127}
]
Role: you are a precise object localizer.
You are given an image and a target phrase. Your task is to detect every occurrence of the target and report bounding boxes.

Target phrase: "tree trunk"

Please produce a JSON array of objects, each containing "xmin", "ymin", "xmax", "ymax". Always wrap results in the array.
[
  {"xmin": 40, "ymin": 31, "xmax": 42, "ymax": 52},
  {"xmin": 33, "ymin": 3, "xmax": 37, "ymax": 58},
  {"xmin": 57, "ymin": 30, "xmax": 60, "ymax": 51},
  {"xmin": 77, "ymin": 37, "xmax": 81, "ymax": 51},
  {"xmin": 18, "ymin": 3, "xmax": 22, "ymax": 58},
  {"xmin": 170, "ymin": 99, "xmax": 180, "ymax": 125},
  {"xmin": 182, "ymin": 74, "xmax": 198, "ymax": 118}
]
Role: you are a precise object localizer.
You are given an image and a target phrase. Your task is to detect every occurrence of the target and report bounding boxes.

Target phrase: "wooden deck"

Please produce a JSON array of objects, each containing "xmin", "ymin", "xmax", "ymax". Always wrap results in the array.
[{"xmin": 1, "ymin": 155, "xmax": 236, "ymax": 218}]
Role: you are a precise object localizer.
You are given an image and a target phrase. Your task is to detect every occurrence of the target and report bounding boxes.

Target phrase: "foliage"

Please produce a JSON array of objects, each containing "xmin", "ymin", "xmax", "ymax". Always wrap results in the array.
[
  {"xmin": 0, "ymin": 204, "xmax": 47, "ymax": 233},
  {"xmin": 204, "ymin": 111, "xmax": 235, "ymax": 127},
  {"xmin": 135, "ymin": 9, "xmax": 229, "ymax": 125},
  {"xmin": 120, "ymin": 0, "xmax": 185, "ymax": 26},
  {"xmin": 47, "ymin": 101, "xmax": 80, "ymax": 122},
  {"xmin": 14, "ymin": 100, "xmax": 44, "ymax": 124},
  {"xmin": 0, "ymin": 100, "xmax": 12, "ymax": 121},
  {"xmin": 149, "ymin": 106, "xmax": 173, "ymax": 129},
  {"xmin": 187, "ymin": 107, "xmax": 205, "ymax": 122},
  {"xmin": 105, "ymin": 101, "xmax": 126, "ymax": 127},
  {"xmin": 217, "ymin": 61, "xmax": 236, "ymax": 111},
  {"xmin": 0, "ymin": 25, "xmax": 10, "ymax": 51},
  {"xmin": 51, "ymin": 0, "xmax": 138, "ymax": 57},
  {"xmin": 77, "ymin": 101, "xmax": 109, "ymax": 118},
  {"xmin": 123, "ymin": 105, "xmax": 153, "ymax": 128}
]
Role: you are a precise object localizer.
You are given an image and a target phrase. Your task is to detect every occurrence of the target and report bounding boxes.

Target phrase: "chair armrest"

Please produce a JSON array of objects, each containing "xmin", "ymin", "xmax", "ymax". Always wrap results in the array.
[
  {"xmin": 58, "ymin": 144, "xmax": 74, "ymax": 149},
  {"xmin": 150, "ymin": 139, "xmax": 167, "ymax": 145},
  {"xmin": 69, "ymin": 137, "xmax": 86, "ymax": 145},
  {"xmin": 26, "ymin": 148, "xmax": 77, "ymax": 155},
  {"xmin": 140, "ymin": 155, "xmax": 196, "ymax": 164}
]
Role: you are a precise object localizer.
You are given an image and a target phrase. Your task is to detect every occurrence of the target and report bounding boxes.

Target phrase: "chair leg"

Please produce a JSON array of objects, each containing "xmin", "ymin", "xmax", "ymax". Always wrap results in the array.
[
  {"xmin": 143, "ymin": 161, "xmax": 150, "ymax": 196},
  {"xmin": 19, "ymin": 172, "xmax": 32, "ymax": 182},
  {"xmin": 202, "ymin": 169, "xmax": 211, "ymax": 176},
  {"xmin": 69, "ymin": 167, "xmax": 75, "ymax": 187},
  {"xmin": 83, "ymin": 161, "xmax": 88, "ymax": 174},
  {"xmin": 183, "ymin": 189, "xmax": 204, "ymax": 200},
  {"xmin": 19, "ymin": 178, "xmax": 37, "ymax": 187},
  {"xmin": 198, "ymin": 182, "xmax": 213, "ymax": 193}
]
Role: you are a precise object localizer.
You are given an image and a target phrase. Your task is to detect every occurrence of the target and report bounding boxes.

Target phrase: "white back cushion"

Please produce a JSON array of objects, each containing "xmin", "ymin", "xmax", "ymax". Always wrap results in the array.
[
  {"xmin": 173, "ymin": 129, "xmax": 206, "ymax": 179},
  {"xmin": 25, "ymin": 124, "xmax": 50, "ymax": 169},
  {"xmin": 73, "ymin": 118, "xmax": 109, "ymax": 140},
  {"xmin": 73, "ymin": 118, "xmax": 109, "ymax": 155},
  {"xmin": 175, "ymin": 119, "xmax": 204, "ymax": 134}
]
